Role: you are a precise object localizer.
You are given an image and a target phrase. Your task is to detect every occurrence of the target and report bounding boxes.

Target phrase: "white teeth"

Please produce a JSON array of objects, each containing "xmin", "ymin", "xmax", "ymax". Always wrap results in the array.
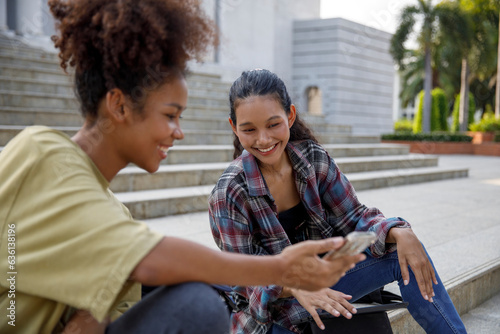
[
  {"xmin": 257, "ymin": 144, "xmax": 276, "ymax": 153},
  {"xmin": 158, "ymin": 146, "xmax": 169, "ymax": 153}
]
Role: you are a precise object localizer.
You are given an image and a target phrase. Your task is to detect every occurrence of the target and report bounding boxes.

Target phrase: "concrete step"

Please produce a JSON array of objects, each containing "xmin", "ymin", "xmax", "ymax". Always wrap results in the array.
[
  {"xmin": 0, "ymin": 125, "xmax": 379, "ymax": 147},
  {"xmin": 0, "ymin": 143, "xmax": 409, "ymax": 164},
  {"xmin": 0, "ymin": 53, "xmax": 62, "ymax": 71},
  {"xmin": 0, "ymin": 125, "xmax": 78, "ymax": 146},
  {"xmin": 0, "ymin": 40, "xmax": 58, "ymax": 60},
  {"xmin": 140, "ymin": 155, "xmax": 499, "ymax": 333},
  {"xmin": 301, "ymin": 113, "xmax": 352, "ymax": 134},
  {"xmin": 0, "ymin": 125, "xmax": 234, "ymax": 146},
  {"xmin": 0, "ymin": 63, "xmax": 71, "ymax": 82},
  {"xmin": 461, "ymin": 292, "xmax": 500, "ymax": 333},
  {"xmin": 390, "ymin": 258, "xmax": 500, "ymax": 333},
  {"xmin": 0, "ymin": 107, "xmax": 83, "ymax": 127},
  {"xmin": 111, "ymin": 155, "xmax": 439, "ymax": 193},
  {"xmin": 0, "ymin": 32, "xmax": 58, "ymax": 50},
  {"xmin": 0, "ymin": 89, "xmax": 228, "ymax": 110},
  {"xmin": 348, "ymin": 165, "xmax": 468, "ymax": 191},
  {"xmin": 0, "ymin": 74, "xmax": 230, "ymax": 99},
  {"xmin": 0, "ymin": 106, "xmax": 233, "ymax": 130},
  {"xmin": 115, "ymin": 165, "xmax": 468, "ymax": 219},
  {"xmin": 0, "ymin": 90, "xmax": 79, "ymax": 109},
  {"xmin": 0, "ymin": 76, "xmax": 75, "ymax": 95},
  {"xmin": 161, "ymin": 143, "xmax": 411, "ymax": 164}
]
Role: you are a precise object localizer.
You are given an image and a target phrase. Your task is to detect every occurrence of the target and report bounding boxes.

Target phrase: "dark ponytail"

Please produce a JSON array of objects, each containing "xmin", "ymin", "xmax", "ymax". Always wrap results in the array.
[{"xmin": 229, "ymin": 69, "xmax": 318, "ymax": 159}]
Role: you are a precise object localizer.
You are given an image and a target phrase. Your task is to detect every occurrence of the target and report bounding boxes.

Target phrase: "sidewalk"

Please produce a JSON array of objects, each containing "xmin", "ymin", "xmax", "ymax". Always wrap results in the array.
[
  {"xmin": 145, "ymin": 154, "xmax": 500, "ymax": 259},
  {"xmin": 144, "ymin": 154, "xmax": 500, "ymax": 332}
]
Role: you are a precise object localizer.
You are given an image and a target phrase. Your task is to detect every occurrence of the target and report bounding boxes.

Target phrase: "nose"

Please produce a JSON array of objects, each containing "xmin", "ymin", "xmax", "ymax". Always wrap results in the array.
[
  {"xmin": 173, "ymin": 123, "xmax": 184, "ymax": 140},
  {"xmin": 256, "ymin": 129, "xmax": 271, "ymax": 146}
]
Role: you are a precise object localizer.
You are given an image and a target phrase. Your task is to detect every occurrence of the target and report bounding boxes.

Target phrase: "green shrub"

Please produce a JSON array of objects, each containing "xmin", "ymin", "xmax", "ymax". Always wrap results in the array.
[
  {"xmin": 413, "ymin": 88, "xmax": 448, "ymax": 133},
  {"xmin": 394, "ymin": 119, "xmax": 413, "ymax": 133},
  {"xmin": 469, "ymin": 111, "xmax": 500, "ymax": 132},
  {"xmin": 432, "ymin": 88, "xmax": 448, "ymax": 131},
  {"xmin": 381, "ymin": 132, "xmax": 472, "ymax": 142},
  {"xmin": 413, "ymin": 91, "xmax": 424, "ymax": 133},
  {"xmin": 452, "ymin": 94, "xmax": 475, "ymax": 132}
]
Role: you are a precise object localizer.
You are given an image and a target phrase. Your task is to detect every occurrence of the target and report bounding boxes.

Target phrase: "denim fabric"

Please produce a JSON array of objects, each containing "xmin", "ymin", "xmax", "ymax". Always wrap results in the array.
[
  {"xmin": 332, "ymin": 247, "xmax": 467, "ymax": 334},
  {"xmin": 266, "ymin": 324, "xmax": 296, "ymax": 334},
  {"xmin": 106, "ymin": 282, "xmax": 230, "ymax": 334}
]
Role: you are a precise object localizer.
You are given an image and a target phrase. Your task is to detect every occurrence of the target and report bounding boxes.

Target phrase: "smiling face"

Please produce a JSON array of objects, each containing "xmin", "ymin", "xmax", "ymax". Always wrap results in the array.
[
  {"xmin": 121, "ymin": 76, "xmax": 187, "ymax": 173},
  {"xmin": 230, "ymin": 95, "xmax": 296, "ymax": 169}
]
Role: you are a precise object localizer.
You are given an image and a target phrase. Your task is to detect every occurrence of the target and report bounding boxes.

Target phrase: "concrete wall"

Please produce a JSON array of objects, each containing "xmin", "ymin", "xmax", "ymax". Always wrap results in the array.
[
  {"xmin": 292, "ymin": 18, "xmax": 396, "ymax": 136},
  {"xmin": 3, "ymin": 0, "xmax": 54, "ymax": 35},
  {"xmin": 190, "ymin": 0, "xmax": 320, "ymax": 86},
  {"xmin": 3, "ymin": 0, "xmax": 320, "ymax": 86}
]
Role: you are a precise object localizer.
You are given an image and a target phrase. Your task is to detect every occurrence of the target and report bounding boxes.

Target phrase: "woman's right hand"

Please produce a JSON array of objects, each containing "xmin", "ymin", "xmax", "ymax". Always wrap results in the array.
[
  {"xmin": 278, "ymin": 237, "xmax": 365, "ymax": 292},
  {"xmin": 290, "ymin": 288, "xmax": 357, "ymax": 330}
]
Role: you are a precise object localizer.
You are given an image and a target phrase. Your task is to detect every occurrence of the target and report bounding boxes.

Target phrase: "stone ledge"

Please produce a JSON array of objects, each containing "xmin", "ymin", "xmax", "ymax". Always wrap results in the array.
[
  {"xmin": 389, "ymin": 259, "xmax": 500, "ymax": 333},
  {"xmin": 382, "ymin": 140, "xmax": 500, "ymax": 157}
]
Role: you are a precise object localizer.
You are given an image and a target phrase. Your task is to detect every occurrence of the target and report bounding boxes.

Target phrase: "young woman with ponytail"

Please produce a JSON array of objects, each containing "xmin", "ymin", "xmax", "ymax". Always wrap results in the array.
[{"xmin": 209, "ymin": 69, "xmax": 466, "ymax": 334}]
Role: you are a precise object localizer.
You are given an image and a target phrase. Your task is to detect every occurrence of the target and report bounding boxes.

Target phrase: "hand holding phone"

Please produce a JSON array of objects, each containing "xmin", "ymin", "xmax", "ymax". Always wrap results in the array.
[{"xmin": 323, "ymin": 231, "xmax": 377, "ymax": 261}]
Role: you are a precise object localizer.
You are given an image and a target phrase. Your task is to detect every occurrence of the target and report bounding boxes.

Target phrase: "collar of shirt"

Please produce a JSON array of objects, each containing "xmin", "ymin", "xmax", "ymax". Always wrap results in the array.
[{"xmin": 241, "ymin": 141, "xmax": 313, "ymax": 198}]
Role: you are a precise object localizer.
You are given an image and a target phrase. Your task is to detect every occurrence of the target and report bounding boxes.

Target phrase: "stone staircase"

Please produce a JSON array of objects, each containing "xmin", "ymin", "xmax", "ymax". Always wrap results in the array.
[{"xmin": 0, "ymin": 33, "xmax": 469, "ymax": 220}]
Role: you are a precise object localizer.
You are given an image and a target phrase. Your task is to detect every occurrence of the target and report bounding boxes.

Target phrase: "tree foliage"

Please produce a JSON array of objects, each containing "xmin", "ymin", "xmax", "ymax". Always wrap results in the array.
[{"xmin": 392, "ymin": 0, "xmax": 499, "ymax": 126}]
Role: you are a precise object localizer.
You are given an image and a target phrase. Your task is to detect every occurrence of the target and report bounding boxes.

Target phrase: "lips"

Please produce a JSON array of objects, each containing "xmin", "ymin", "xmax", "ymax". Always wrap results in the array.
[
  {"xmin": 158, "ymin": 145, "xmax": 170, "ymax": 159},
  {"xmin": 254, "ymin": 143, "xmax": 277, "ymax": 154}
]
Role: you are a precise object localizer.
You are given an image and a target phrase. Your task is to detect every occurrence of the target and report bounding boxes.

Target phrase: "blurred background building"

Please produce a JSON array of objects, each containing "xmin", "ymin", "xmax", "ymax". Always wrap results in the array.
[{"xmin": 0, "ymin": 0, "xmax": 397, "ymax": 135}]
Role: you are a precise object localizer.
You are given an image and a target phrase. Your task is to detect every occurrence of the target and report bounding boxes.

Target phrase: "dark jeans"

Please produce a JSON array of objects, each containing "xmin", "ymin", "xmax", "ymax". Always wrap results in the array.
[
  {"xmin": 268, "ymin": 246, "xmax": 466, "ymax": 334},
  {"xmin": 106, "ymin": 282, "xmax": 229, "ymax": 334},
  {"xmin": 331, "ymin": 247, "xmax": 466, "ymax": 334}
]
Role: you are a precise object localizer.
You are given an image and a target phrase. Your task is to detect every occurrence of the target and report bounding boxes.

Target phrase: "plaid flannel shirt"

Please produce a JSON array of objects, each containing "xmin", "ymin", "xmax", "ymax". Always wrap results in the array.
[{"xmin": 208, "ymin": 140, "xmax": 410, "ymax": 334}]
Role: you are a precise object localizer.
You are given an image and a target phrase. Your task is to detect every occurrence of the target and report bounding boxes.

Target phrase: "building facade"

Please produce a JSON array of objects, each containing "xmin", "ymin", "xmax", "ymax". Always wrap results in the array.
[
  {"xmin": 1, "ymin": 0, "xmax": 398, "ymax": 136},
  {"xmin": 292, "ymin": 18, "xmax": 396, "ymax": 136}
]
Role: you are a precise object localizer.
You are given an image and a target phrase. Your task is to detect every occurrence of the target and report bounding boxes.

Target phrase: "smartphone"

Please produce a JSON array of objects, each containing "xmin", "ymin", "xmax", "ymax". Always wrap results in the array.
[{"xmin": 323, "ymin": 231, "xmax": 377, "ymax": 260}]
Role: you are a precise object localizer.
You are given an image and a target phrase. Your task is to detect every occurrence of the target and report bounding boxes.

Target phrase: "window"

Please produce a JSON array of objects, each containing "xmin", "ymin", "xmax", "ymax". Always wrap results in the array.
[{"xmin": 306, "ymin": 86, "xmax": 322, "ymax": 115}]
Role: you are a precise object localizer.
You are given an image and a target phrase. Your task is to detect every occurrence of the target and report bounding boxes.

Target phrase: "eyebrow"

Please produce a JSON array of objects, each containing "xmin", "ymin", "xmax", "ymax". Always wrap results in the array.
[
  {"xmin": 164, "ymin": 103, "xmax": 186, "ymax": 112},
  {"xmin": 239, "ymin": 115, "xmax": 282, "ymax": 127}
]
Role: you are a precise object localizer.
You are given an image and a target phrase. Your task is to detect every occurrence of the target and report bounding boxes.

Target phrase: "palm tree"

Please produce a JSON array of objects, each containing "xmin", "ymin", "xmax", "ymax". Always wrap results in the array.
[
  {"xmin": 458, "ymin": 0, "xmax": 499, "ymax": 118},
  {"xmin": 437, "ymin": 1, "xmax": 473, "ymax": 131},
  {"xmin": 391, "ymin": 0, "xmax": 451, "ymax": 133}
]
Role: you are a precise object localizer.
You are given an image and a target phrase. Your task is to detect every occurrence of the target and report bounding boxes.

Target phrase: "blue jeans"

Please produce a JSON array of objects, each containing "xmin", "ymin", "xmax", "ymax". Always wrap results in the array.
[
  {"xmin": 331, "ymin": 247, "xmax": 466, "ymax": 334},
  {"xmin": 106, "ymin": 282, "xmax": 229, "ymax": 333}
]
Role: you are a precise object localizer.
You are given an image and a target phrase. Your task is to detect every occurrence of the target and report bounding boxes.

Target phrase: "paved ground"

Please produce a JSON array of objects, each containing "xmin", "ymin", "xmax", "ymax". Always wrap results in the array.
[
  {"xmin": 144, "ymin": 154, "xmax": 500, "ymax": 332},
  {"xmin": 462, "ymin": 292, "xmax": 500, "ymax": 333}
]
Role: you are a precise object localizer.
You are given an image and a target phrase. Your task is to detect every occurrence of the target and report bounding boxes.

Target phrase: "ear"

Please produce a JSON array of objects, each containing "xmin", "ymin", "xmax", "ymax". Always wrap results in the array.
[
  {"xmin": 105, "ymin": 88, "xmax": 127, "ymax": 123},
  {"xmin": 229, "ymin": 117, "xmax": 238, "ymax": 136},
  {"xmin": 288, "ymin": 104, "xmax": 297, "ymax": 128}
]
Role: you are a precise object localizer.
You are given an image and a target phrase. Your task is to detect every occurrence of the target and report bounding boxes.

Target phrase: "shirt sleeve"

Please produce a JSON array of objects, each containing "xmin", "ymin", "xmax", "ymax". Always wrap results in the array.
[
  {"xmin": 1, "ymin": 148, "xmax": 163, "ymax": 322},
  {"xmin": 209, "ymin": 188, "xmax": 282, "ymax": 325},
  {"xmin": 315, "ymin": 147, "xmax": 411, "ymax": 257}
]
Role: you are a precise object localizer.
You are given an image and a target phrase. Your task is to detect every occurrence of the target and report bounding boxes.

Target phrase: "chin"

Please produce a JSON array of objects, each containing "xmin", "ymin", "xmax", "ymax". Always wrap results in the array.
[{"xmin": 140, "ymin": 162, "xmax": 160, "ymax": 174}]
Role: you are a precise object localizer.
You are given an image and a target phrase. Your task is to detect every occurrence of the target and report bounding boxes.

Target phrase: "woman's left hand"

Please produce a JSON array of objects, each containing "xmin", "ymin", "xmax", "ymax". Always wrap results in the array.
[{"xmin": 387, "ymin": 227, "xmax": 438, "ymax": 302}]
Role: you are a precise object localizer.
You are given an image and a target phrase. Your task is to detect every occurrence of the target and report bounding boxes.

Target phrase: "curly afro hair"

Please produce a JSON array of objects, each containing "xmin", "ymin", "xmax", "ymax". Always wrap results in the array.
[{"xmin": 49, "ymin": 0, "xmax": 217, "ymax": 118}]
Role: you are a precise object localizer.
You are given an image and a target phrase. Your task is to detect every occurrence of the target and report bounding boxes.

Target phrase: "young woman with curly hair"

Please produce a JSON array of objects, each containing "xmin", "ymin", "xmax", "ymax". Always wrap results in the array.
[{"xmin": 0, "ymin": 1, "xmax": 364, "ymax": 333}]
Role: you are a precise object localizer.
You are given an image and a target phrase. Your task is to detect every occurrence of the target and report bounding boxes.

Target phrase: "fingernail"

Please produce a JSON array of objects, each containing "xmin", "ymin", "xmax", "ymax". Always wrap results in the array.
[
  {"xmin": 404, "ymin": 280, "xmax": 409, "ymax": 285},
  {"xmin": 424, "ymin": 295, "xmax": 429, "ymax": 300},
  {"xmin": 346, "ymin": 312, "xmax": 352, "ymax": 318},
  {"xmin": 352, "ymin": 308, "xmax": 357, "ymax": 314},
  {"xmin": 320, "ymin": 325, "xmax": 325, "ymax": 330},
  {"xmin": 429, "ymin": 297, "xmax": 434, "ymax": 303},
  {"xmin": 432, "ymin": 292, "xmax": 435, "ymax": 297}
]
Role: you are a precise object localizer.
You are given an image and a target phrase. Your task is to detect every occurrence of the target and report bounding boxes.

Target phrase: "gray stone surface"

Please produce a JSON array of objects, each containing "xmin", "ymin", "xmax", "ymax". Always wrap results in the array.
[
  {"xmin": 292, "ymin": 18, "xmax": 395, "ymax": 136},
  {"xmin": 143, "ymin": 154, "xmax": 500, "ymax": 331},
  {"xmin": 462, "ymin": 293, "xmax": 500, "ymax": 333},
  {"xmin": 143, "ymin": 154, "xmax": 500, "ymax": 252}
]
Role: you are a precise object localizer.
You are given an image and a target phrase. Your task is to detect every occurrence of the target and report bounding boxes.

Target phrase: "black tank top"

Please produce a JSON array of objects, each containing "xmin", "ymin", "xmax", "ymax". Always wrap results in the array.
[{"xmin": 277, "ymin": 202, "xmax": 309, "ymax": 244}]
